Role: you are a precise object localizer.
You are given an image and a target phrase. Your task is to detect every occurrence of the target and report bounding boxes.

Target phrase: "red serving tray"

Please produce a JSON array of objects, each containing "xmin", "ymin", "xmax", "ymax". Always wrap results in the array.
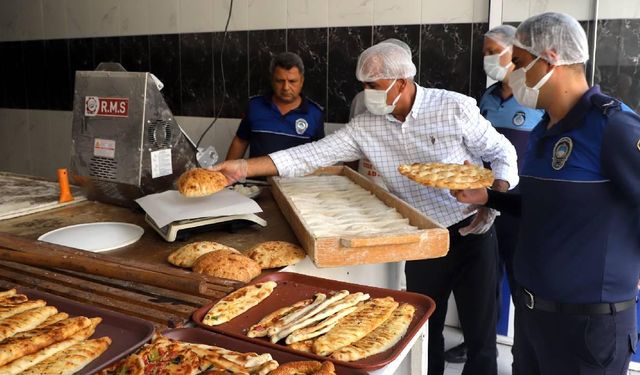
[
  {"xmin": 192, "ymin": 272, "xmax": 435, "ymax": 371},
  {"xmin": 14, "ymin": 286, "xmax": 155, "ymax": 375},
  {"xmin": 163, "ymin": 328, "xmax": 367, "ymax": 374}
]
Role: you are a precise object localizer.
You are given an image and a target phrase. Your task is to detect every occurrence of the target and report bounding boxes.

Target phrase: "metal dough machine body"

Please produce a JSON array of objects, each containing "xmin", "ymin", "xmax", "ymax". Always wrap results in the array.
[{"xmin": 70, "ymin": 63, "xmax": 197, "ymax": 207}]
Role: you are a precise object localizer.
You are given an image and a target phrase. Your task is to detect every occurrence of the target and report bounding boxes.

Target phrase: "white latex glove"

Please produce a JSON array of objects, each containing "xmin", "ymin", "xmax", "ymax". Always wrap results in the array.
[
  {"xmin": 458, "ymin": 205, "xmax": 499, "ymax": 236},
  {"xmin": 209, "ymin": 159, "xmax": 248, "ymax": 185}
]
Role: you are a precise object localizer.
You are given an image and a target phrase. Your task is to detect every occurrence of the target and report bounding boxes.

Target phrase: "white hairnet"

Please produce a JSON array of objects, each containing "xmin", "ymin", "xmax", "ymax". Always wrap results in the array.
[
  {"xmin": 485, "ymin": 25, "xmax": 517, "ymax": 48},
  {"xmin": 356, "ymin": 42, "xmax": 416, "ymax": 82},
  {"xmin": 514, "ymin": 12, "xmax": 589, "ymax": 65},
  {"xmin": 380, "ymin": 38, "xmax": 412, "ymax": 57}
]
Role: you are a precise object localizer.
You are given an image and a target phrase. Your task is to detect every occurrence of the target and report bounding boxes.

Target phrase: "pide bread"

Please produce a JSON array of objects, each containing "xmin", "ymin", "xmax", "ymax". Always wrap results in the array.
[
  {"xmin": 276, "ymin": 176, "xmax": 419, "ymax": 238},
  {"xmin": 0, "ymin": 289, "xmax": 16, "ymax": 299},
  {"xmin": 398, "ymin": 162, "xmax": 494, "ymax": 190},
  {"xmin": 246, "ymin": 241, "xmax": 306, "ymax": 269},
  {"xmin": 100, "ymin": 334, "xmax": 280, "ymax": 375},
  {"xmin": 202, "ymin": 281, "xmax": 277, "ymax": 326},
  {"xmin": 0, "ymin": 289, "xmax": 110, "ymax": 374},
  {"xmin": 177, "ymin": 168, "xmax": 228, "ymax": 197},
  {"xmin": 0, "ymin": 299, "xmax": 47, "ymax": 320},
  {"xmin": 312, "ymin": 297, "xmax": 399, "ymax": 356},
  {"xmin": 21, "ymin": 336, "xmax": 112, "ymax": 375},
  {"xmin": 0, "ymin": 306, "xmax": 58, "ymax": 341},
  {"xmin": 168, "ymin": 241, "xmax": 240, "ymax": 268},
  {"xmin": 330, "ymin": 303, "xmax": 416, "ymax": 361},
  {"xmin": 192, "ymin": 250, "xmax": 261, "ymax": 283},
  {"xmin": 247, "ymin": 299, "xmax": 313, "ymax": 338}
]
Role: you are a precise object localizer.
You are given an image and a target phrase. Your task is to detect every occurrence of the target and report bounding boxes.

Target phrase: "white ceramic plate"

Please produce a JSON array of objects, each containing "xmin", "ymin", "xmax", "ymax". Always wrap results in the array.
[{"xmin": 38, "ymin": 222, "xmax": 144, "ymax": 252}]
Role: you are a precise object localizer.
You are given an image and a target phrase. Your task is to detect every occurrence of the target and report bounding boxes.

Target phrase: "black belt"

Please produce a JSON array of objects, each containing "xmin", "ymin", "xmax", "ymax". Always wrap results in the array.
[{"xmin": 519, "ymin": 288, "xmax": 636, "ymax": 315}]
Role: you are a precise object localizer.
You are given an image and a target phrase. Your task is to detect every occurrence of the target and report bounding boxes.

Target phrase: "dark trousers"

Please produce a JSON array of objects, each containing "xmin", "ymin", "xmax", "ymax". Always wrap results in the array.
[
  {"xmin": 406, "ymin": 218, "xmax": 499, "ymax": 375},
  {"xmin": 495, "ymin": 213, "xmax": 521, "ymax": 372},
  {"xmin": 513, "ymin": 298, "xmax": 638, "ymax": 375},
  {"xmin": 495, "ymin": 212, "xmax": 520, "ymax": 308}
]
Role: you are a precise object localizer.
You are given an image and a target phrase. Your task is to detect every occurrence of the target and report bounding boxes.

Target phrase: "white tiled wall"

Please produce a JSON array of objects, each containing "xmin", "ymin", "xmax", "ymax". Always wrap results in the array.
[
  {"xmin": 599, "ymin": 0, "xmax": 640, "ymax": 19},
  {"xmin": 92, "ymin": 0, "xmax": 120, "ymax": 37},
  {"xmin": 248, "ymin": 0, "xmax": 287, "ymax": 30},
  {"xmin": 2, "ymin": 0, "xmax": 636, "ymax": 42},
  {"xmin": 502, "ymin": 0, "xmax": 593, "ymax": 22},
  {"xmin": 328, "ymin": 0, "xmax": 374, "ymax": 28},
  {"xmin": 179, "ymin": 0, "xmax": 214, "ymax": 33},
  {"xmin": 0, "ymin": 0, "xmax": 495, "ymax": 42},
  {"xmin": 148, "ymin": 0, "xmax": 180, "ymax": 34},
  {"xmin": 42, "ymin": 0, "xmax": 68, "ymax": 39},
  {"xmin": 374, "ymin": 0, "xmax": 422, "ymax": 26},
  {"xmin": 286, "ymin": 0, "xmax": 329, "ymax": 29},
  {"xmin": 65, "ymin": 0, "xmax": 95, "ymax": 38}
]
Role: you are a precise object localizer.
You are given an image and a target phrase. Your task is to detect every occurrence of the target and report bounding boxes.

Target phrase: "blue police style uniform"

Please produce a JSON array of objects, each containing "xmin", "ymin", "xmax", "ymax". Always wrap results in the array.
[
  {"xmin": 486, "ymin": 86, "xmax": 640, "ymax": 374},
  {"xmin": 236, "ymin": 94, "xmax": 324, "ymax": 158},
  {"xmin": 478, "ymin": 83, "xmax": 544, "ymax": 338},
  {"xmin": 479, "ymin": 83, "xmax": 544, "ymax": 171}
]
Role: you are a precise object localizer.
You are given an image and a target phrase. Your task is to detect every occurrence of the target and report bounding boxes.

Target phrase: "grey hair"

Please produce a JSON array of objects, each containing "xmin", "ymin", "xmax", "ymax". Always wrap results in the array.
[{"xmin": 269, "ymin": 52, "xmax": 305, "ymax": 76}]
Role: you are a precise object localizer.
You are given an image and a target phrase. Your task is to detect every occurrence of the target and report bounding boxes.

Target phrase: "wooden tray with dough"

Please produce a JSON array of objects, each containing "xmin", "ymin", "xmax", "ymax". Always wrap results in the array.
[{"xmin": 269, "ymin": 166, "xmax": 449, "ymax": 268}]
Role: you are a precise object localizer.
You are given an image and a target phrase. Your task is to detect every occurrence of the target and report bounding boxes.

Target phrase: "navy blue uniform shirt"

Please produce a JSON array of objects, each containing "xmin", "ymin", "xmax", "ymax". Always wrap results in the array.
[
  {"xmin": 513, "ymin": 85, "xmax": 640, "ymax": 304},
  {"xmin": 236, "ymin": 94, "xmax": 324, "ymax": 158},
  {"xmin": 479, "ymin": 83, "xmax": 544, "ymax": 172}
]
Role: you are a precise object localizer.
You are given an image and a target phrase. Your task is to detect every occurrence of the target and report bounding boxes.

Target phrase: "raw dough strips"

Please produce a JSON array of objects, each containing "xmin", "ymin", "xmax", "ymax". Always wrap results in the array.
[{"xmin": 277, "ymin": 176, "xmax": 419, "ymax": 238}]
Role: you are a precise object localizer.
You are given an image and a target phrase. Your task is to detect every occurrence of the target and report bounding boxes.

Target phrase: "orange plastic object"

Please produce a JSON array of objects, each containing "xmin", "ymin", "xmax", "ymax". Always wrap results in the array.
[{"xmin": 57, "ymin": 168, "xmax": 73, "ymax": 203}]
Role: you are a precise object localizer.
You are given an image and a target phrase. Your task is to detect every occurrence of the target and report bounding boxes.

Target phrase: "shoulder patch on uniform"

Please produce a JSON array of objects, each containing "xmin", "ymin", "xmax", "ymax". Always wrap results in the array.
[
  {"xmin": 590, "ymin": 92, "xmax": 621, "ymax": 116},
  {"xmin": 637, "ymin": 138, "xmax": 640, "ymax": 152}
]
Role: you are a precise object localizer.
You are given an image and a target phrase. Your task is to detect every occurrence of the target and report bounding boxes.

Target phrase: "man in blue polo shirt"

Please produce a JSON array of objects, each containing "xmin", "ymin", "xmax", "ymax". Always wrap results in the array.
[
  {"xmin": 453, "ymin": 12, "xmax": 640, "ymax": 374},
  {"xmin": 225, "ymin": 52, "xmax": 324, "ymax": 160},
  {"xmin": 445, "ymin": 24, "xmax": 544, "ymax": 365}
]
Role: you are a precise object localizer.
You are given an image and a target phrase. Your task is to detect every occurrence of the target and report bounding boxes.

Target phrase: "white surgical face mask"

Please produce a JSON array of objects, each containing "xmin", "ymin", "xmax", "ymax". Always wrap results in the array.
[
  {"xmin": 483, "ymin": 47, "xmax": 513, "ymax": 81},
  {"xmin": 364, "ymin": 79, "xmax": 402, "ymax": 115},
  {"xmin": 508, "ymin": 57, "xmax": 555, "ymax": 108}
]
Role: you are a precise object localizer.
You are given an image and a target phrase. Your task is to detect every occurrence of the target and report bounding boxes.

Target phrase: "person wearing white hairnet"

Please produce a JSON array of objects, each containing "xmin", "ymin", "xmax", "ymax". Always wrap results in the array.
[
  {"xmin": 213, "ymin": 41, "xmax": 519, "ymax": 375},
  {"xmin": 444, "ymin": 25, "xmax": 545, "ymax": 365},
  {"xmin": 453, "ymin": 12, "xmax": 640, "ymax": 374}
]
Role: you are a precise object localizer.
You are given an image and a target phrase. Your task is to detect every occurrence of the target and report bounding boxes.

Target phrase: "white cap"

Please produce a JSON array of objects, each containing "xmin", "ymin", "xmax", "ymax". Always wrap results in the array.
[
  {"xmin": 356, "ymin": 42, "xmax": 416, "ymax": 82},
  {"xmin": 514, "ymin": 12, "xmax": 589, "ymax": 65},
  {"xmin": 485, "ymin": 25, "xmax": 517, "ymax": 48}
]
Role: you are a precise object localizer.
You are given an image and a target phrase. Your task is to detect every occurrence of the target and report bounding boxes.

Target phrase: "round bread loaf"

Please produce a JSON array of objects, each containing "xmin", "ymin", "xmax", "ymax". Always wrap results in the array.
[
  {"xmin": 192, "ymin": 250, "xmax": 261, "ymax": 283},
  {"xmin": 246, "ymin": 241, "xmax": 306, "ymax": 269},
  {"xmin": 177, "ymin": 168, "xmax": 228, "ymax": 197},
  {"xmin": 167, "ymin": 241, "xmax": 240, "ymax": 268}
]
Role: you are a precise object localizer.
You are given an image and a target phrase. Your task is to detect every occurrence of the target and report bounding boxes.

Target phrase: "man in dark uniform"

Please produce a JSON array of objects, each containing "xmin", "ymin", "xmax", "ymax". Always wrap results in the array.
[
  {"xmin": 225, "ymin": 52, "xmax": 324, "ymax": 160},
  {"xmin": 445, "ymin": 24, "xmax": 544, "ymax": 364},
  {"xmin": 453, "ymin": 12, "xmax": 640, "ymax": 374}
]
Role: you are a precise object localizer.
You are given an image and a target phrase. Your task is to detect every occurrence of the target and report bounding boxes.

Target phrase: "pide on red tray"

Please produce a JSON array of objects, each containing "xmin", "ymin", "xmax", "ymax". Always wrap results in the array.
[{"xmin": 193, "ymin": 272, "xmax": 435, "ymax": 371}]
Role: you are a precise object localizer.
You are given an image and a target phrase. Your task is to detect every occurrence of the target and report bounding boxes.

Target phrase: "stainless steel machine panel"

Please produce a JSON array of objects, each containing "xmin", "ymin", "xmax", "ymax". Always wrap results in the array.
[{"xmin": 71, "ymin": 68, "xmax": 196, "ymax": 207}]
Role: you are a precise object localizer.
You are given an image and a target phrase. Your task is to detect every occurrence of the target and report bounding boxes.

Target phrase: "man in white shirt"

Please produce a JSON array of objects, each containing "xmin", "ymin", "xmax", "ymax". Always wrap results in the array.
[{"xmin": 213, "ymin": 42, "xmax": 518, "ymax": 375}]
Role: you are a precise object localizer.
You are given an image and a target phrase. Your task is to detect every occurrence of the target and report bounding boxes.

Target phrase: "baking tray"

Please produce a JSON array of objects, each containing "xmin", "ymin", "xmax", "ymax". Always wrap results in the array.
[
  {"xmin": 192, "ymin": 272, "xmax": 435, "ymax": 371},
  {"xmin": 163, "ymin": 328, "xmax": 367, "ymax": 374},
  {"xmin": 270, "ymin": 166, "xmax": 449, "ymax": 268},
  {"xmin": 14, "ymin": 286, "xmax": 155, "ymax": 374}
]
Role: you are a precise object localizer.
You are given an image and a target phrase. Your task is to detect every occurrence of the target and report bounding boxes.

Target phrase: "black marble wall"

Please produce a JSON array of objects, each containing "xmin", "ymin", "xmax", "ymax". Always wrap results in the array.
[
  {"xmin": 595, "ymin": 18, "xmax": 640, "ymax": 113},
  {"xmin": 1, "ymin": 20, "xmax": 637, "ymax": 121}
]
